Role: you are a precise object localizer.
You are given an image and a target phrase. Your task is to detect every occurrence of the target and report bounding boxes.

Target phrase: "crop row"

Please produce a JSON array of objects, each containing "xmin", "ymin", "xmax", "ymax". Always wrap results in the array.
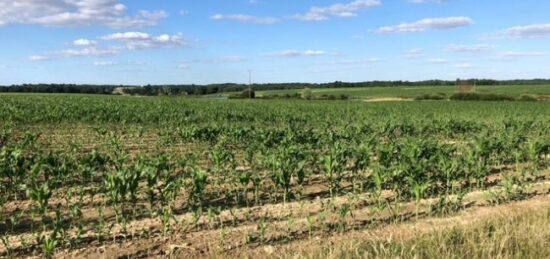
[{"xmin": 1, "ymin": 123, "xmax": 548, "ymax": 257}]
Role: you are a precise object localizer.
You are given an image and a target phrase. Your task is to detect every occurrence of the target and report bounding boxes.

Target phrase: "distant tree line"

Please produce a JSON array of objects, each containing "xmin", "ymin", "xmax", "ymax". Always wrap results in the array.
[
  {"xmin": 1, "ymin": 79, "xmax": 549, "ymax": 96},
  {"xmin": 0, "ymin": 84, "xmax": 120, "ymax": 94}
]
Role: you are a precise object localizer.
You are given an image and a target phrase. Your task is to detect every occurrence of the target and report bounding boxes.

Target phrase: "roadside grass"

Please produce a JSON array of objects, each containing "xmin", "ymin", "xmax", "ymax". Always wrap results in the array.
[{"xmin": 301, "ymin": 207, "xmax": 550, "ymax": 259}]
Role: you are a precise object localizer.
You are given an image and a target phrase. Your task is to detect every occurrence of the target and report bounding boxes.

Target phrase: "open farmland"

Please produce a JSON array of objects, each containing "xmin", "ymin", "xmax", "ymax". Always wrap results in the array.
[
  {"xmin": 0, "ymin": 94, "xmax": 549, "ymax": 258},
  {"xmin": 211, "ymin": 84, "xmax": 550, "ymax": 100}
]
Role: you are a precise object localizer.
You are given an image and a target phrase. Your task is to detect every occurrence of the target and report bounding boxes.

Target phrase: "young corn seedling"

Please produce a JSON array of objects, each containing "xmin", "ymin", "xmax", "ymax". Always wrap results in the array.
[
  {"xmin": 286, "ymin": 214, "xmax": 295, "ymax": 239},
  {"xmin": 257, "ymin": 217, "xmax": 268, "ymax": 243},
  {"xmin": 28, "ymin": 181, "xmax": 52, "ymax": 216},
  {"xmin": 161, "ymin": 206, "xmax": 174, "ymax": 236},
  {"xmin": 410, "ymin": 179, "xmax": 430, "ymax": 218},
  {"xmin": 95, "ymin": 204, "xmax": 106, "ymax": 243},
  {"xmin": 207, "ymin": 206, "xmax": 221, "ymax": 229},
  {"xmin": 265, "ymin": 146, "xmax": 306, "ymax": 204},
  {"xmin": 208, "ymin": 142, "xmax": 235, "ymax": 187},
  {"xmin": 229, "ymin": 207, "xmax": 238, "ymax": 226},
  {"xmin": 350, "ymin": 144, "xmax": 370, "ymax": 193},
  {"xmin": 338, "ymin": 203, "xmax": 352, "ymax": 232},
  {"xmin": 306, "ymin": 214, "xmax": 314, "ymax": 238},
  {"xmin": 189, "ymin": 169, "xmax": 208, "ymax": 209},
  {"xmin": 321, "ymin": 142, "xmax": 349, "ymax": 197},
  {"xmin": 219, "ymin": 226, "xmax": 228, "ymax": 248},
  {"xmin": 42, "ymin": 232, "xmax": 58, "ymax": 259},
  {"xmin": 238, "ymin": 170, "xmax": 252, "ymax": 206},
  {"xmin": 192, "ymin": 207, "xmax": 203, "ymax": 229}
]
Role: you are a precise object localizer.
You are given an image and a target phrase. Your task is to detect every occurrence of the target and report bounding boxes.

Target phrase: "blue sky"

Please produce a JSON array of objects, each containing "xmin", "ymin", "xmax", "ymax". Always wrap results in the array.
[{"xmin": 1, "ymin": 0, "xmax": 550, "ymax": 85}]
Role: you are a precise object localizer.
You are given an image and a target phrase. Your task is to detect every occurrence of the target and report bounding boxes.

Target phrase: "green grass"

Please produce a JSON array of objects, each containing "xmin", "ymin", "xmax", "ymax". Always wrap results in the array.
[{"xmin": 212, "ymin": 84, "xmax": 550, "ymax": 99}]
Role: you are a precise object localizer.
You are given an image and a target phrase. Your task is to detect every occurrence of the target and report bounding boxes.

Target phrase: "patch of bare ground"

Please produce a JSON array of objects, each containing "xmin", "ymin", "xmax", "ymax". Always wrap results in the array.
[{"xmin": 363, "ymin": 97, "xmax": 413, "ymax": 102}]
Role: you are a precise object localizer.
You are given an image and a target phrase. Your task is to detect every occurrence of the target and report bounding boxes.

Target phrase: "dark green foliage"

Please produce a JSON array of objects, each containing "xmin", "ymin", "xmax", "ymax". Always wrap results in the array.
[
  {"xmin": 450, "ymin": 92, "xmax": 516, "ymax": 101},
  {"xmin": 518, "ymin": 94, "xmax": 539, "ymax": 102},
  {"xmin": 240, "ymin": 89, "xmax": 255, "ymax": 99},
  {"xmin": 415, "ymin": 93, "xmax": 447, "ymax": 100}
]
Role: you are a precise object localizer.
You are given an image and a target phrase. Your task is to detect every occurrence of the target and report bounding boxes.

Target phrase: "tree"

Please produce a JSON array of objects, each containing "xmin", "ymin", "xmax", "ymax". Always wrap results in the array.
[
  {"xmin": 301, "ymin": 88, "xmax": 313, "ymax": 100},
  {"xmin": 241, "ymin": 89, "xmax": 255, "ymax": 99}
]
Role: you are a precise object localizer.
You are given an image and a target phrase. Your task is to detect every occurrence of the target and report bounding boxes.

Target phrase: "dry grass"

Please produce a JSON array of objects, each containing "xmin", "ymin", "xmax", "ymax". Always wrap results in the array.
[{"xmin": 295, "ymin": 204, "xmax": 550, "ymax": 259}]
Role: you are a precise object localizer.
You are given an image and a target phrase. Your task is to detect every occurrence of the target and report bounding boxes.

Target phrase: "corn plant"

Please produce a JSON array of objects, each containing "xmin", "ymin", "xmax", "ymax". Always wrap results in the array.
[
  {"xmin": 188, "ymin": 168, "xmax": 208, "ymax": 209},
  {"xmin": 27, "ymin": 181, "xmax": 52, "ymax": 216},
  {"xmin": 208, "ymin": 141, "xmax": 235, "ymax": 184},
  {"xmin": 263, "ymin": 145, "xmax": 306, "ymax": 203},
  {"xmin": 338, "ymin": 203, "xmax": 352, "ymax": 232},
  {"xmin": 42, "ymin": 232, "xmax": 58, "ymax": 259},
  {"xmin": 350, "ymin": 143, "xmax": 370, "ymax": 193},
  {"xmin": 160, "ymin": 206, "xmax": 175, "ymax": 236},
  {"xmin": 321, "ymin": 142, "xmax": 350, "ymax": 197},
  {"xmin": 409, "ymin": 179, "xmax": 430, "ymax": 218},
  {"xmin": 238, "ymin": 170, "xmax": 252, "ymax": 205}
]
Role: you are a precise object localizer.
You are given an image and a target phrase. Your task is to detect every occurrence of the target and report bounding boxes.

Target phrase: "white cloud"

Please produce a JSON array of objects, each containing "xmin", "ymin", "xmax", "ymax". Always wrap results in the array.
[
  {"xmin": 454, "ymin": 63, "xmax": 473, "ymax": 69},
  {"xmin": 73, "ymin": 39, "xmax": 97, "ymax": 46},
  {"xmin": 446, "ymin": 44, "xmax": 496, "ymax": 52},
  {"xmin": 315, "ymin": 58, "xmax": 381, "ymax": 65},
  {"xmin": 93, "ymin": 61, "xmax": 115, "ymax": 66},
  {"xmin": 427, "ymin": 58, "xmax": 449, "ymax": 63},
  {"xmin": 210, "ymin": 1, "xmax": 380, "ymax": 24},
  {"xmin": 30, "ymin": 46, "xmax": 121, "ymax": 61},
  {"xmin": 265, "ymin": 50, "xmax": 327, "ymax": 57},
  {"xmin": 502, "ymin": 23, "xmax": 550, "ymax": 38},
  {"xmin": 377, "ymin": 16, "xmax": 473, "ymax": 33},
  {"xmin": 29, "ymin": 31, "xmax": 184, "ymax": 61},
  {"xmin": 28, "ymin": 55, "xmax": 50, "ymax": 61},
  {"xmin": 499, "ymin": 51, "xmax": 547, "ymax": 57},
  {"xmin": 266, "ymin": 50, "xmax": 303, "ymax": 57},
  {"xmin": 408, "ymin": 0, "xmax": 449, "ymax": 4},
  {"xmin": 182, "ymin": 56, "xmax": 248, "ymax": 64},
  {"xmin": 56, "ymin": 47, "xmax": 121, "ymax": 57},
  {"xmin": 102, "ymin": 32, "xmax": 151, "ymax": 41},
  {"xmin": 495, "ymin": 51, "xmax": 547, "ymax": 59},
  {"xmin": 210, "ymin": 14, "xmax": 279, "ymax": 24},
  {"xmin": 0, "ymin": 0, "xmax": 166, "ymax": 28},
  {"xmin": 294, "ymin": 0, "xmax": 381, "ymax": 21},
  {"xmin": 304, "ymin": 50, "xmax": 326, "ymax": 56},
  {"xmin": 102, "ymin": 32, "xmax": 185, "ymax": 49}
]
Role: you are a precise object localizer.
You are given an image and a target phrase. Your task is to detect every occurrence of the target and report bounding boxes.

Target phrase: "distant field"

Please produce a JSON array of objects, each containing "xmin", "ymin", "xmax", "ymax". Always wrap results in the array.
[{"xmin": 212, "ymin": 84, "xmax": 550, "ymax": 99}]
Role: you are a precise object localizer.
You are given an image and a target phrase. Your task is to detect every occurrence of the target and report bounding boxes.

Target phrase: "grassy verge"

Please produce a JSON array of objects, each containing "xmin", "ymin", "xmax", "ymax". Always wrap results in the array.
[{"xmin": 301, "ymin": 207, "xmax": 550, "ymax": 259}]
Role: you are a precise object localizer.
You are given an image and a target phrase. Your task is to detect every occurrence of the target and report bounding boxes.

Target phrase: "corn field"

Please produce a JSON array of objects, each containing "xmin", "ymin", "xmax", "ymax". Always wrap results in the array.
[{"xmin": 0, "ymin": 95, "xmax": 549, "ymax": 258}]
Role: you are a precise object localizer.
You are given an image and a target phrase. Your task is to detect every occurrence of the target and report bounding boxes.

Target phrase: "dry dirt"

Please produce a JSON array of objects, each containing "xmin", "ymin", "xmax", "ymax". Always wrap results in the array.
[{"xmin": 363, "ymin": 97, "xmax": 413, "ymax": 102}]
